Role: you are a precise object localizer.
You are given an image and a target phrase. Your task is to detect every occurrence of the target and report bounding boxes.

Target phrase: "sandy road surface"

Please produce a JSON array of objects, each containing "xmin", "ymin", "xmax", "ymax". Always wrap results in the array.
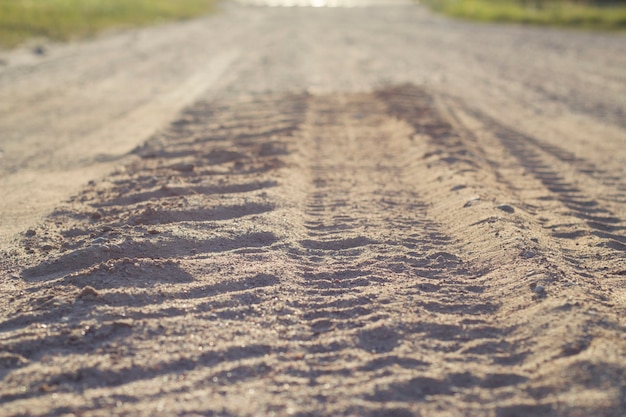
[{"xmin": 1, "ymin": 1, "xmax": 626, "ymax": 416}]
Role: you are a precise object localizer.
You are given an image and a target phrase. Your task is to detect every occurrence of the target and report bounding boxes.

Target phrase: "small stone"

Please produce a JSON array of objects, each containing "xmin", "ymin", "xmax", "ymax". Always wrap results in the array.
[
  {"xmin": 496, "ymin": 204, "xmax": 515, "ymax": 213},
  {"xmin": 530, "ymin": 282, "xmax": 546, "ymax": 298},
  {"xmin": 25, "ymin": 229, "xmax": 37, "ymax": 237},
  {"xmin": 450, "ymin": 185, "xmax": 467, "ymax": 191},
  {"xmin": 91, "ymin": 212, "xmax": 103, "ymax": 220},
  {"xmin": 463, "ymin": 196, "xmax": 481, "ymax": 208},
  {"xmin": 520, "ymin": 249, "xmax": 536, "ymax": 259},
  {"xmin": 33, "ymin": 46, "xmax": 46, "ymax": 55}
]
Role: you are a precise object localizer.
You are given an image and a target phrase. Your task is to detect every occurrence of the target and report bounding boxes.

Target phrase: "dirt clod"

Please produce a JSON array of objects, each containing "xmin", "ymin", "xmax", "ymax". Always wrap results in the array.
[{"xmin": 76, "ymin": 286, "xmax": 99, "ymax": 301}]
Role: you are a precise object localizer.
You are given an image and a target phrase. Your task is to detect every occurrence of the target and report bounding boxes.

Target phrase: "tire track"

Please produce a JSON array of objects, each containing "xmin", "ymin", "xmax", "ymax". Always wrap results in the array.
[
  {"xmin": 271, "ymin": 93, "xmax": 534, "ymax": 416},
  {"xmin": 374, "ymin": 86, "xmax": 626, "ymax": 417},
  {"xmin": 2, "ymin": 86, "xmax": 625, "ymax": 417},
  {"xmin": 462, "ymin": 106, "xmax": 626, "ymax": 264},
  {"xmin": 400, "ymin": 88, "xmax": 626, "ymax": 277},
  {"xmin": 1, "ymin": 92, "xmax": 310, "ymax": 415}
]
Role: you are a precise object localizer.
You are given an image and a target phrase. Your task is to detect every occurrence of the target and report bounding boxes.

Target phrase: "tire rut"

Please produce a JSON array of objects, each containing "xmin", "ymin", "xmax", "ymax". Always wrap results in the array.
[
  {"xmin": 1, "ymin": 85, "xmax": 625, "ymax": 417},
  {"xmin": 439, "ymin": 99, "xmax": 626, "ymax": 274},
  {"xmin": 270, "ymin": 93, "xmax": 532, "ymax": 416}
]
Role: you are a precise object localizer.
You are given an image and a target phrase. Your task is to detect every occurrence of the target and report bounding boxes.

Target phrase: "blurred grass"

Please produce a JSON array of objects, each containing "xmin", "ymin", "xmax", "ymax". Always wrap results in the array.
[
  {"xmin": 423, "ymin": 0, "xmax": 626, "ymax": 30},
  {"xmin": 0, "ymin": 0, "xmax": 215, "ymax": 49}
]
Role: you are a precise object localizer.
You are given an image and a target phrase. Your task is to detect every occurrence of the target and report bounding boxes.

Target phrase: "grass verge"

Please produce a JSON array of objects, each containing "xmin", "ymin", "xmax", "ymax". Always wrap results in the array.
[
  {"xmin": 0, "ymin": 0, "xmax": 215, "ymax": 49},
  {"xmin": 423, "ymin": 0, "xmax": 626, "ymax": 30}
]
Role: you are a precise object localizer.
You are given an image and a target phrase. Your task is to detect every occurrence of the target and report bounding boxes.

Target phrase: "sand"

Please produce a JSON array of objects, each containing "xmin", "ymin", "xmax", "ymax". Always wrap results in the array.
[{"xmin": 1, "ymin": 3, "xmax": 625, "ymax": 416}]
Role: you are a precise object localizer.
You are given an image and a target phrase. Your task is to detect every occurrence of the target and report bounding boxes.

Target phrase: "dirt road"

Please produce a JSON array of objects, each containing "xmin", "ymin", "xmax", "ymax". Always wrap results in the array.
[{"xmin": 1, "ymin": 1, "xmax": 625, "ymax": 416}]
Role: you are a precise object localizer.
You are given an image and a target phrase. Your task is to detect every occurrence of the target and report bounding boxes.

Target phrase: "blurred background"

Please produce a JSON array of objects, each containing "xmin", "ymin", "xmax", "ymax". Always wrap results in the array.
[
  {"xmin": 1, "ymin": 0, "xmax": 625, "ymax": 50},
  {"xmin": 0, "ymin": 0, "xmax": 216, "ymax": 49}
]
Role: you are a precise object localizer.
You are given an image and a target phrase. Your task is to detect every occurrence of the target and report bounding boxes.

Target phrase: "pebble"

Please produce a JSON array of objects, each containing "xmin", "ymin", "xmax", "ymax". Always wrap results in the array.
[
  {"xmin": 450, "ymin": 185, "xmax": 466, "ymax": 191},
  {"xmin": 529, "ymin": 282, "xmax": 547, "ymax": 298},
  {"xmin": 463, "ymin": 196, "xmax": 481, "ymax": 208},
  {"xmin": 496, "ymin": 204, "xmax": 515, "ymax": 213},
  {"xmin": 520, "ymin": 249, "xmax": 536, "ymax": 259}
]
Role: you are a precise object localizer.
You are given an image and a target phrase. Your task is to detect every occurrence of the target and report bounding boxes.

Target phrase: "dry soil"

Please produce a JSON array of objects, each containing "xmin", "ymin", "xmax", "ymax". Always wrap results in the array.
[{"xmin": 1, "ymin": 1, "xmax": 625, "ymax": 416}]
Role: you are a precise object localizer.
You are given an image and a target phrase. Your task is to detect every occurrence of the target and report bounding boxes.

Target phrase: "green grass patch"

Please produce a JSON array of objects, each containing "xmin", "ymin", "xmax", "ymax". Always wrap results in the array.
[
  {"xmin": 424, "ymin": 0, "xmax": 626, "ymax": 30},
  {"xmin": 0, "ymin": 0, "xmax": 215, "ymax": 49}
]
